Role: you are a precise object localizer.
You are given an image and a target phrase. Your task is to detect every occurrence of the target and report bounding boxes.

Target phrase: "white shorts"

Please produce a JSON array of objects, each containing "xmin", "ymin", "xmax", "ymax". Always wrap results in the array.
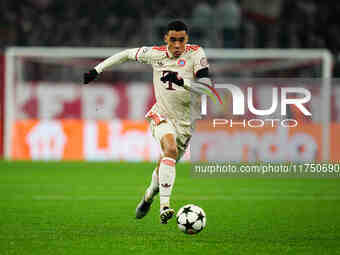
[{"xmin": 146, "ymin": 108, "xmax": 192, "ymax": 161}]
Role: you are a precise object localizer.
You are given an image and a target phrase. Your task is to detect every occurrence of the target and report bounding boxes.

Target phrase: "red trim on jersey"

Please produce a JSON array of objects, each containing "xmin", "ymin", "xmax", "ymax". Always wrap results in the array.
[
  {"xmin": 162, "ymin": 157, "xmax": 176, "ymax": 167},
  {"xmin": 207, "ymin": 84, "xmax": 223, "ymax": 105},
  {"xmin": 185, "ymin": 45, "xmax": 200, "ymax": 52},
  {"xmin": 152, "ymin": 46, "xmax": 167, "ymax": 51},
  {"xmin": 145, "ymin": 110, "xmax": 166, "ymax": 125},
  {"xmin": 152, "ymin": 45, "xmax": 169, "ymax": 58},
  {"xmin": 135, "ymin": 47, "xmax": 142, "ymax": 61},
  {"xmin": 195, "ymin": 78, "xmax": 223, "ymax": 105}
]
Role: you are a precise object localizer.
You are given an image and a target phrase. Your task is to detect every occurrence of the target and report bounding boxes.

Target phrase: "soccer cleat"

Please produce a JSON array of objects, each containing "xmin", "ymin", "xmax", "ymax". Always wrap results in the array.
[
  {"xmin": 135, "ymin": 197, "xmax": 153, "ymax": 219},
  {"xmin": 160, "ymin": 207, "xmax": 175, "ymax": 224}
]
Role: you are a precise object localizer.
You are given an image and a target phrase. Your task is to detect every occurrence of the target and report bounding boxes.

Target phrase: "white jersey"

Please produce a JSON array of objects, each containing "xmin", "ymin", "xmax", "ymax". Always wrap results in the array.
[
  {"xmin": 94, "ymin": 44, "xmax": 209, "ymax": 126},
  {"xmin": 137, "ymin": 45, "xmax": 209, "ymax": 126}
]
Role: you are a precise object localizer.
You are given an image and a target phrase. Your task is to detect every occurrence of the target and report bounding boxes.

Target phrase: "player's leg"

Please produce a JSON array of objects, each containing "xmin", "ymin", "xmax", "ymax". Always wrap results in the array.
[
  {"xmin": 135, "ymin": 160, "xmax": 161, "ymax": 219},
  {"xmin": 136, "ymin": 119, "xmax": 176, "ymax": 220},
  {"xmin": 145, "ymin": 160, "xmax": 161, "ymax": 201},
  {"xmin": 158, "ymin": 133, "xmax": 177, "ymax": 224},
  {"xmin": 157, "ymin": 125, "xmax": 192, "ymax": 224}
]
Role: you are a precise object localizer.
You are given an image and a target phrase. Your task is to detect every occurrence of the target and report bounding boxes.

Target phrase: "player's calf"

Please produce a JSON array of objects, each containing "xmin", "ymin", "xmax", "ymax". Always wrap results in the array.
[
  {"xmin": 158, "ymin": 157, "xmax": 176, "ymax": 210},
  {"xmin": 144, "ymin": 168, "xmax": 160, "ymax": 202},
  {"xmin": 136, "ymin": 196, "xmax": 153, "ymax": 219},
  {"xmin": 159, "ymin": 134, "xmax": 177, "ymax": 212},
  {"xmin": 136, "ymin": 168, "xmax": 159, "ymax": 219}
]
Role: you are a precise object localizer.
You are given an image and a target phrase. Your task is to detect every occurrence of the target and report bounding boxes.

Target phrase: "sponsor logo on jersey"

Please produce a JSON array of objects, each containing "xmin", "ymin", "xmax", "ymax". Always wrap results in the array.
[{"xmin": 177, "ymin": 59, "xmax": 186, "ymax": 67}]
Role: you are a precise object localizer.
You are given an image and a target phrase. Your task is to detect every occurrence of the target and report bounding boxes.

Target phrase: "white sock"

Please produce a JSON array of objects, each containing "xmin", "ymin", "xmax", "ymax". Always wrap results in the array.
[
  {"xmin": 145, "ymin": 168, "xmax": 159, "ymax": 202},
  {"xmin": 158, "ymin": 157, "xmax": 176, "ymax": 210}
]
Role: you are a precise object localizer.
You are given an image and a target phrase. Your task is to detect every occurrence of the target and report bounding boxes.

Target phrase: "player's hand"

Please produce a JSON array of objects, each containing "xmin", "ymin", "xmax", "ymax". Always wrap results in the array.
[
  {"xmin": 83, "ymin": 69, "xmax": 99, "ymax": 84},
  {"xmin": 161, "ymin": 71, "xmax": 184, "ymax": 86}
]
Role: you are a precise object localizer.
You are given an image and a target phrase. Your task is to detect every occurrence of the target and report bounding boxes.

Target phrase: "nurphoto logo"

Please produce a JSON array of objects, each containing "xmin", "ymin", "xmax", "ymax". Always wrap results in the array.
[{"xmin": 201, "ymin": 84, "xmax": 312, "ymax": 128}]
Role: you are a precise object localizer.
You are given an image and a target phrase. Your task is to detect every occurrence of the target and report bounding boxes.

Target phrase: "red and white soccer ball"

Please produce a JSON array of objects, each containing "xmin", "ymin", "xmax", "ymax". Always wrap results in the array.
[{"xmin": 176, "ymin": 204, "xmax": 206, "ymax": 234}]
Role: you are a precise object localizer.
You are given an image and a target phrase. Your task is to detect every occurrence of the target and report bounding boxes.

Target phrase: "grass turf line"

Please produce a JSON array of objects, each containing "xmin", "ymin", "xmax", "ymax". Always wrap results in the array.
[{"xmin": 0, "ymin": 161, "xmax": 339, "ymax": 255}]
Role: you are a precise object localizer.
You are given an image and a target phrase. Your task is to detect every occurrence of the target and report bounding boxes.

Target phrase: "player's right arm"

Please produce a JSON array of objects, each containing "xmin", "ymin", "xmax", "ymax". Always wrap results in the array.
[{"xmin": 83, "ymin": 47, "xmax": 151, "ymax": 84}]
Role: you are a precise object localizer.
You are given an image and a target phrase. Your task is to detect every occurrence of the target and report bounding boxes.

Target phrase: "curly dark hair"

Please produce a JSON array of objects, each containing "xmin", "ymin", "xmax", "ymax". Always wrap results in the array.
[{"xmin": 167, "ymin": 20, "xmax": 188, "ymax": 33}]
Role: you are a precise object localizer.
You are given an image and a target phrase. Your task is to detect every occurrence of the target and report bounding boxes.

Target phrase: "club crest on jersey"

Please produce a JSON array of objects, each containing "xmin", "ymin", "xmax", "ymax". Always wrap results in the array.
[{"xmin": 177, "ymin": 59, "xmax": 186, "ymax": 67}]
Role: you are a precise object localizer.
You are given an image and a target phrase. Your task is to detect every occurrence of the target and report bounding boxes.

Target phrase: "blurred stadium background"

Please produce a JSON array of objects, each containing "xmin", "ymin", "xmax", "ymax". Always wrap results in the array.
[
  {"xmin": 1, "ymin": 1, "xmax": 340, "ymax": 254},
  {"xmin": 1, "ymin": 0, "xmax": 340, "ymax": 161}
]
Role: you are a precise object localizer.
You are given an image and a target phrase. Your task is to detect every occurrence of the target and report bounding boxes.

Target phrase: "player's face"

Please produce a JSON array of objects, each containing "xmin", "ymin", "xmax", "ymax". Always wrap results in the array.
[{"xmin": 164, "ymin": 30, "xmax": 188, "ymax": 58}]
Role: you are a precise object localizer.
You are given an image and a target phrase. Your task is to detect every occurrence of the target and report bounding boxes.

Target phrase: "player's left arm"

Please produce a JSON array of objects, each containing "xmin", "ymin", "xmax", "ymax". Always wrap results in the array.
[
  {"xmin": 182, "ymin": 68, "xmax": 223, "ymax": 105},
  {"xmin": 184, "ymin": 47, "xmax": 222, "ymax": 104},
  {"xmin": 160, "ymin": 68, "xmax": 223, "ymax": 105}
]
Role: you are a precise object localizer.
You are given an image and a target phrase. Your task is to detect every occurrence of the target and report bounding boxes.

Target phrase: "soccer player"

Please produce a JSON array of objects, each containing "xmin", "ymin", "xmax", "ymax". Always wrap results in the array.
[{"xmin": 84, "ymin": 20, "xmax": 218, "ymax": 224}]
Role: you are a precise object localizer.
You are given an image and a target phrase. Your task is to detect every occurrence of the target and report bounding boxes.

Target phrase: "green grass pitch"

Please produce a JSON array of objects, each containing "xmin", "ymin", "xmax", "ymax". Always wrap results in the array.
[{"xmin": 0, "ymin": 161, "xmax": 340, "ymax": 255}]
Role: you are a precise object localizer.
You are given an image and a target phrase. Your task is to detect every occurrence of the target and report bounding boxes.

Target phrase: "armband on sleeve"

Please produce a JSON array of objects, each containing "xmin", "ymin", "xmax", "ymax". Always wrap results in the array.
[{"xmin": 195, "ymin": 67, "xmax": 210, "ymax": 79}]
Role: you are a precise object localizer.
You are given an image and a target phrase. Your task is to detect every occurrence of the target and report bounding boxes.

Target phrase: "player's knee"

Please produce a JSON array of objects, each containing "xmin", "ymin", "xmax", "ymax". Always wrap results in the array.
[
  {"xmin": 163, "ymin": 145, "xmax": 178, "ymax": 159},
  {"xmin": 161, "ymin": 133, "xmax": 178, "ymax": 160}
]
